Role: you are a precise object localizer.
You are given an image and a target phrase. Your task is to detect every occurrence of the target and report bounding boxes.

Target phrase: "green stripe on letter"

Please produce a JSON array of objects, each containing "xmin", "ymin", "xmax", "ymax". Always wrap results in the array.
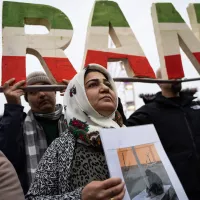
[
  {"xmin": 91, "ymin": 1, "xmax": 129, "ymax": 27},
  {"xmin": 155, "ymin": 3, "xmax": 184, "ymax": 23},
  {"xmin": 3, "ymin": 1, "xmax": 73, "ymax": 30},
  {"xmin": 194, "ymin": 4, "xmax": 200, "ymax": 23}
]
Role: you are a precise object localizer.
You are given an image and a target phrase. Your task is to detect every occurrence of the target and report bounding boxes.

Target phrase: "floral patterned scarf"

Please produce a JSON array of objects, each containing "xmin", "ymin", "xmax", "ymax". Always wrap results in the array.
[{"xmin": 63, "ymin": 64, "xmax": 123, "ymax": 147}]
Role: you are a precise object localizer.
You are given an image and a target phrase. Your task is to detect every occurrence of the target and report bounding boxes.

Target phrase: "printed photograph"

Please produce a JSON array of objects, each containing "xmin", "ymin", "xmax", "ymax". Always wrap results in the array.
[{"xmin": 117, "ymin": 144, "xmax": 179, "ymax": 200}]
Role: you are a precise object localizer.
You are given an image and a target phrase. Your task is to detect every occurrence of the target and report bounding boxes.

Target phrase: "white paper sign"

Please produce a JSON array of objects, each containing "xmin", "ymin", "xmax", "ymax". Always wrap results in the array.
[{"xmin": 100, "ymin": 124, "xmax": 188, "ymax": 200}]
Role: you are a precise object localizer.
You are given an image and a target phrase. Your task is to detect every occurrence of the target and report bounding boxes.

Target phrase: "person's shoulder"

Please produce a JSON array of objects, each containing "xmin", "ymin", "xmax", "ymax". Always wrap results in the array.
[
  {"xmin": 59, "ymin": 130, "xmax": 75, "ymax": 142},
  {"xmin": 4, "ymin": 104, "xmax": 26, "ymax": 120},
  {"xmin": 5, "ymin": 103, "xmax": 24, "ymax": 110},
  {"xmin": 0, "ymin": 151, "xmax": 25, "ymax": 200},
  {"xmin": 134, "ymin": 101, "xmax": 157, "ymax": 114},
  {"xmin": 0, "ymin": 151, "xmax": 15, "ymax": 174},
  {"xmin": 50, "ymin": 130, "xmax": 76, "ymax": 151},
  {"xmin": 0, "ymin": 151, "xmax": 7, "ymax": 163}
]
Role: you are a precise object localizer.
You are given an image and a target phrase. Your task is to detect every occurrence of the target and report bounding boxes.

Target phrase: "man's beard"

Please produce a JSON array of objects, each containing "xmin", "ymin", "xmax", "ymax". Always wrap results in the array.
[{"xmin": 171, "ymin": 82, "xmax": 182, "ymax": 93}]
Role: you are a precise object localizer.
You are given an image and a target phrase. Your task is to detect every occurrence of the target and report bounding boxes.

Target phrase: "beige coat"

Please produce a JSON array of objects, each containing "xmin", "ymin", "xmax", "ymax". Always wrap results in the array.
[{"xmin": 0, "ymin": 151, "xmax": 25, "ymax": 200}]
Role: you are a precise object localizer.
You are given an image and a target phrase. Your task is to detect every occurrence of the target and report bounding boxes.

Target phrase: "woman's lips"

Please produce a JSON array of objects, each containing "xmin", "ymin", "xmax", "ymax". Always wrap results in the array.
[{"xmin": 101, "ymin": 96, "xmax": 112, "ymax": 101}]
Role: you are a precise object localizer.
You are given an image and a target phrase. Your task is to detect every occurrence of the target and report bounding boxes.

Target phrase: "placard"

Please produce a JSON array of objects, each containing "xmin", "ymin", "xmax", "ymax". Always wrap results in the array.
[{"xmin": 100, "ymin": 125, "xmax": 188, "ymax": 200}]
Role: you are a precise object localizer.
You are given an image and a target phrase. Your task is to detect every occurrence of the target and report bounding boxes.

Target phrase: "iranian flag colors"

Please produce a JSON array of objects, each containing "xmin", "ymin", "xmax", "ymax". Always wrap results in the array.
[
  {"xmin": 83, "ymin": 1, "xmax": 156, "ymax": 79},
  {"xmin": 152, "ymin": 3, "xmax": 200, "ymax": 79},
  {"xmin": 2, "ymin": 1, "xmax": 76, "ymax": 84},
  {"xmin": 4, "ymin": 1, "xmax": 200, "ymax": 83}
]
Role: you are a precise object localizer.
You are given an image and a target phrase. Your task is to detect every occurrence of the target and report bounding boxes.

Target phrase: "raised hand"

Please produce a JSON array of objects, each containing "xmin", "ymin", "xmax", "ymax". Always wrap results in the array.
[
  {"xmin": 60, "ymin": 79, "xmax": 69, "ymax": 96},
  {"xmin": 3, "ymin": 78, "xmax": 25, "ymax": 105}
]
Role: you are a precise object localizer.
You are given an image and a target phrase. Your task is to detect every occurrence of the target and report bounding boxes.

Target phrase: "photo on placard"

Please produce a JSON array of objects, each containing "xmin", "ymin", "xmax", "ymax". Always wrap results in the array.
[{"xmin": 117, "ymin": 143, "xmax": 179, "ymax": 200}]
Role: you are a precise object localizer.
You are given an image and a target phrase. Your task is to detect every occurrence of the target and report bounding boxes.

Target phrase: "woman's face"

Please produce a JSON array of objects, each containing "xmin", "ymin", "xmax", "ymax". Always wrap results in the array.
[{"xmin": 84, "ymin": 71, "xmax": 117, "ymax": 117}]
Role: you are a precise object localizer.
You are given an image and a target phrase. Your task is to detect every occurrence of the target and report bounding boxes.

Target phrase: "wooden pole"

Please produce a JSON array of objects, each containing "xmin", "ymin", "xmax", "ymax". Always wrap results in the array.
[
  {"xmin": 0, "ymin": 77, "xmax": 200, "ymax": 92},
  {"xmin": 0, "ymin": 85, "xmax": 67, "ymax": 93},
  {"xmin": 113, "ymin": 77, "xmax": 200, "ymax": 83}
]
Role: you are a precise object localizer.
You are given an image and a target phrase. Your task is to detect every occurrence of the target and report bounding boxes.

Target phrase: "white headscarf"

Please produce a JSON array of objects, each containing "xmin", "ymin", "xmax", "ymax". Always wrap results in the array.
[{"xmin": 63, "ymin": 64, "xmax": 121, "ymax": 147}]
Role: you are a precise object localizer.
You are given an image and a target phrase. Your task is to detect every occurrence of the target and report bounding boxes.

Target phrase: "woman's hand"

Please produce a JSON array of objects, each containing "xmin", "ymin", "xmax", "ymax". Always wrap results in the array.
[{"xmin": 81, "ymin": 177, "xmax": 125, "ymax": 200}]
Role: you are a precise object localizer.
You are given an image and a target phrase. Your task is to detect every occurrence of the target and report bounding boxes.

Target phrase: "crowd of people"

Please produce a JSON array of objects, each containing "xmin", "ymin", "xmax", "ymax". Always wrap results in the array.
[{"xmin": 0, "ymin": 63, "xmax": 200, "ymax": 200}]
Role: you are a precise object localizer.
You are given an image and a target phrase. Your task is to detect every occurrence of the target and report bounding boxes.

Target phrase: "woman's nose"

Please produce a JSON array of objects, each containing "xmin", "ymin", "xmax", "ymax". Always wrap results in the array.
[{"xmin": 100, "ymin": 83, "xmax": 109, "ymax": 92}]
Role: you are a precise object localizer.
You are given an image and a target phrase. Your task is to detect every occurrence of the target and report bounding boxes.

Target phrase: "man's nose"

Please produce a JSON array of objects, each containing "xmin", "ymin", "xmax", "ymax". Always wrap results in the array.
[{"xmin": 38, "ymin": 91, "xmax": 45, "ymax": 97}]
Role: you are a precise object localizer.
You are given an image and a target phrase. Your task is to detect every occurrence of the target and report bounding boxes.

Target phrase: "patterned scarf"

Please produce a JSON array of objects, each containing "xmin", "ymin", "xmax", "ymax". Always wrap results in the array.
[
  {"xmin": 24, "ymin": 104, "xmax": 66, "ymax": 185},
  {"xmin": 64, "ymin": 64, "xmax": 123, "ymax": 148},
  {"xmin": 68, "ymin": 110, "xmax": 124, "ymax": 147}
]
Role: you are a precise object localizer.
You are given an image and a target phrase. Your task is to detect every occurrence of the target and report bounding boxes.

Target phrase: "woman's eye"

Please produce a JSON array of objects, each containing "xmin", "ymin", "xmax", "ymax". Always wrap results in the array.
[
  {"xmin": 88, "ymin": 82, "xmax": 98, "ymax": 88},
  {"xmin": 105, "ymin": 82, "xmax": 112, "ymax": 88}
]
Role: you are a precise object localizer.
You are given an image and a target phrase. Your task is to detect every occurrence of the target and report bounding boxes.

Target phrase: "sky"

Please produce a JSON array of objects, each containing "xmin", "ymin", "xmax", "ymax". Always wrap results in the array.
[{"xmin": 1, "ymin": 0, "xmax": 200, "ymax": 114}]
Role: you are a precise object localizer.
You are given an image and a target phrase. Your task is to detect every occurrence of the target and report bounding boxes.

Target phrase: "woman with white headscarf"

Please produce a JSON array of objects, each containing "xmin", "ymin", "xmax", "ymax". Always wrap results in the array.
[{"xmin": 26, "ymin": 64, "xmax": 125, "ymax": 200}]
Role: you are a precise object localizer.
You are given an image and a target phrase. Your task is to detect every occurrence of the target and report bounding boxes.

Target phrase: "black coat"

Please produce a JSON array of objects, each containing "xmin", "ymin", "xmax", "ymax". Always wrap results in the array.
[
  {"xmin": 117, "ymin": 97, "xmax": 126, "ymax": 124},
  {"xmin": 0, "ymin": 104, "xmax": 28, "ymax": 194},
  {"xmin": 126, "ymin": 92, "xmax": 200, "ymax": 200}
]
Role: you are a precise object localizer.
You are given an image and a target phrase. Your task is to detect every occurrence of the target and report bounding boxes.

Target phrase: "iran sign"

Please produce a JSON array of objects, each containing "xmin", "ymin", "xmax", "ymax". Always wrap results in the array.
[{"xmin": 2, "ymin": 1, "xmax": 200, "ymax": 84}]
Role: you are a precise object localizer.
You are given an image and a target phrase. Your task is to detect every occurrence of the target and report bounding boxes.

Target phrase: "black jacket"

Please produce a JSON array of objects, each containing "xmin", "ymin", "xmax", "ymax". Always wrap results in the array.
[
  {"xmin": 126, "ymin": 91, "xmax": 200, "ymax": 200},
  {"xmin": 0, "ymin": 104, "xmax": 28, "ymax": 194},
  {"xmin": 117, "ymin": 97, "xmax": 126, "ymax": 124}
]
